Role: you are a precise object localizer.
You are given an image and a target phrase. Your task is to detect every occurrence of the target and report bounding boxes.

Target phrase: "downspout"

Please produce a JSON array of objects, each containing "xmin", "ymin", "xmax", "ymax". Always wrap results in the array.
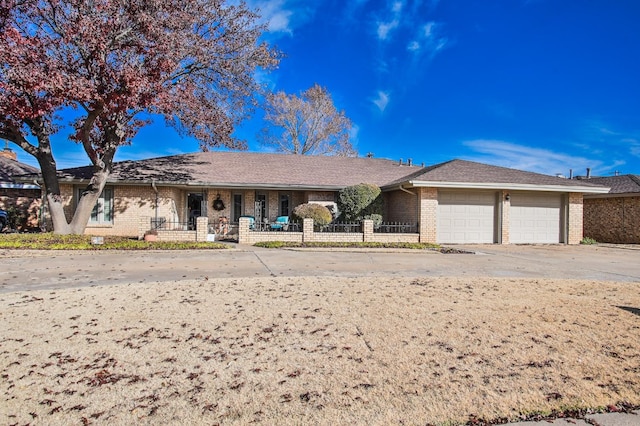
[{"xmin": 151, "ymin": 179, "xmax": 158, "ymax": 224}]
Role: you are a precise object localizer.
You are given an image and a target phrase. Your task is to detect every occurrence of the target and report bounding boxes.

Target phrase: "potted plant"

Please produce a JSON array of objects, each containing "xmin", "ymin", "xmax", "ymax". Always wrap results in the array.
[{"xmin": 144, "ymin": 229, "xmax": 158, "ymax": 242}]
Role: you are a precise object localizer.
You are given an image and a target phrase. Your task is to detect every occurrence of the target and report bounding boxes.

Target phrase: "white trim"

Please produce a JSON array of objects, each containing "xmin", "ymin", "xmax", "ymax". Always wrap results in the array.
[{"xmin": 406, "ymin": 180, "xmax": 610, "ymax": 194}]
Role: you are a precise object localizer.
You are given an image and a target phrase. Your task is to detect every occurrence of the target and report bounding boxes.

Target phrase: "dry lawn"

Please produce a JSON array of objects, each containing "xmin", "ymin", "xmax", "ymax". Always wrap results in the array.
[{"xmin": 1, "ymin": 276, "xmax": 639, "ymax": 425}]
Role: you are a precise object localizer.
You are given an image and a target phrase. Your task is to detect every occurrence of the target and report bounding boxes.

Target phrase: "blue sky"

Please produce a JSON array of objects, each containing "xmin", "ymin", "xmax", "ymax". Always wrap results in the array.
[{"xmin": 15, "ymin": 0, "xmax": 640, "ymax": 177}]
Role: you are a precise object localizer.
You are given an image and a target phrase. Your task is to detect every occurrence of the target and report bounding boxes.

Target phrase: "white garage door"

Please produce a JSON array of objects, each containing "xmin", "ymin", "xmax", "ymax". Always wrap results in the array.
[
  {"xmin": 510, "ymin": 193, "xmax": 562, "ymax": 244},
  {"xmin": 437, "ymin": 191, "xmax": 495, "ymax": 244}
]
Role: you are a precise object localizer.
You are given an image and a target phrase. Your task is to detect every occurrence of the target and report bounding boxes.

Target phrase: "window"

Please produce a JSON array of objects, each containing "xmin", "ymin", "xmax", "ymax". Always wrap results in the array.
[
  {"xmin": 232, "ymin": 193, "xmax": 243, "ymax": 222},
  {"xmin": 81, "ymin": 187, "xmax": 113, "ymax": 224},
  {"xmin": 279, "ymin": 193, "xmax": 290, "ymax": 217}
]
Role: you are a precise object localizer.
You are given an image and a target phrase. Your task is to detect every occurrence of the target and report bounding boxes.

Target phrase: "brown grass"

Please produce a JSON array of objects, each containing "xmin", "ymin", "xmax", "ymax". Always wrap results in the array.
[{"xmin": 1, "ymin": 276, "xmax": 639, "ymax": 425}]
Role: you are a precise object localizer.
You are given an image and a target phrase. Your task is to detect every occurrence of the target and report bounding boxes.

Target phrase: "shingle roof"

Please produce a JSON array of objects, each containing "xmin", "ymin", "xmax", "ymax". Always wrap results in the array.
[
  {"xmin": 57, "ymin": 151, "xmax": 424, "ymax": 189},
  {"xmin": 396, "ymin": 159, "xmax": 608, "ymax": 189},
  {"xmin": 582, "ymin": 175, "xmax": 640, "ymax": 194},
  {"xmin": 0, "ymin": 156, "xmax": 39, "ymax": 183},
  {"xmin": 21, "ymin": 152, "xmax": 611, "ymax": 193}
]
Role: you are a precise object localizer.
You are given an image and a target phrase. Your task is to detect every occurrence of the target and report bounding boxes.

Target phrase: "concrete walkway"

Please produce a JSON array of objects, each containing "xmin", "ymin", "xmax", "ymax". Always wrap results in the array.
[{"xmin": 1, "ymin": 243, "xmax": 638, "ymax": 294}]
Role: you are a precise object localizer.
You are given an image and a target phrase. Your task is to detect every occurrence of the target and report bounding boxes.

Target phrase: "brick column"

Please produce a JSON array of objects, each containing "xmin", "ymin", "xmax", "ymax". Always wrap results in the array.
[
  {"xmin": 501, "ymin": 191, "xmax": 510, "ymax": 244},
  {"xmin": 196, "ymin": 216, "xmax": 208, "ymax": 242},
  {"xmin": 363, "ymin": 219, "xmax": 374, "ymax": 242},
  {"xmin": 303, "ymin": 218, "xmax": 314, "ymax": 242},
  {"xmin": 418, "ymin": 187, "xmax": 438, "ymax": 243},
  {"xmin": 567, "ymin": 193, "xmax": 583, "ymax": 244},
  {"xmin": 238, "ymin": 217, "xmax": 251, "ymax": 244},
  {"xmin": 139, "ymin": 216, "xmax": 150, "ymax": 240}
]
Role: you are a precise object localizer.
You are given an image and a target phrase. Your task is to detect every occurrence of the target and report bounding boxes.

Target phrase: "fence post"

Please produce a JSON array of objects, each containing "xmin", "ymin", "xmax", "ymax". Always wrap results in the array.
[
  {"xmin": 238, "ymin": 217, "xmax": 250, "ymax": 244},
  {"xmin": 196, "ymin": 216, "xmax": 208, "ymax": 242},
  {"xmin": 303, "ymin": 218, "xmax": 314, "ymax": 242},
  {"xmin": 139, "ymin": 216, "xmax": 150, "ymax": 240},
  {"xmin": 363, "ymin": 219, "xmax": 373, "ymax": 242}
]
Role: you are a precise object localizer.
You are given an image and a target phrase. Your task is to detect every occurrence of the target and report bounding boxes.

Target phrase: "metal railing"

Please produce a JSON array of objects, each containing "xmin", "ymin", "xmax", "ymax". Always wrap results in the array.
[
  {"xmin": 151, "ymin": 218, "xmax": 190, "ymax": 231},
  {"xmin": 315, "ymin": 222, "xmax": 361, "ymax": 233},
  {"xmin": 374, "ymin": 222, "xmax": 418, "ymax": 233}
]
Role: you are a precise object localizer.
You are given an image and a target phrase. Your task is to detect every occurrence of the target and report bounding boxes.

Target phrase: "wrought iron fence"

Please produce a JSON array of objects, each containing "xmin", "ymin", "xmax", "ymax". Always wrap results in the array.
[
  {"xmin": 315, "ymin": 222, "xmax": 362, "ymax": 233},
  {"xmin": 150, "ymin": 218, "xmax": 190, "ymax": 231},
  {"xmin": 374, "ymin": 222, "xmax": 418, "ymax": 233}
]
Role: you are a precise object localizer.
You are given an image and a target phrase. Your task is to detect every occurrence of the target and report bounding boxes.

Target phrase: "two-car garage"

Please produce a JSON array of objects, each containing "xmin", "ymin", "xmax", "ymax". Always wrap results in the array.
[{"xmin": 436, "ymin": 190, "xmax": 564, "ymax": 244}]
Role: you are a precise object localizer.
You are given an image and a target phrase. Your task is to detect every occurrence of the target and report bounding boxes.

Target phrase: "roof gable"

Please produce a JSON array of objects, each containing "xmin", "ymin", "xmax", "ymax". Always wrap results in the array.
[
  {"xmin": 583, "ymin": 175, "xmax": 640, "ymax": 194},
  {"xmin": 395, "ymin": 159, "xmax": 609, "ymax": 192}
]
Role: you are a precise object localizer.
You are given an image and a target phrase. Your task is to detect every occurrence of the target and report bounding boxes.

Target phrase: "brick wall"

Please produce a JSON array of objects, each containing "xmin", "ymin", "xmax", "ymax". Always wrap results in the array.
[
  {"xmin": 384, "ymin": 189, "xmax": 418, "ymax": 223},
  {"xmin": 418, "ymin": 187, "xmax": 437, "ymax": 243},
  {"xmin": 584, "ymin": 196, "xmax": 640, "ymax": 244},
  {"xmin": 567, "ymin": 192, "xmax": 583, "ymax": 245}
]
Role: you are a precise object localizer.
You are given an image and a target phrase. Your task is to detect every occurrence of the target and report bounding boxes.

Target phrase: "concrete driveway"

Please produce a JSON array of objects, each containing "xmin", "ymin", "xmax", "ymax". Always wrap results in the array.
[{"xmin": 0, "ymin": 244, "xmax": 638, "ymax": 293}]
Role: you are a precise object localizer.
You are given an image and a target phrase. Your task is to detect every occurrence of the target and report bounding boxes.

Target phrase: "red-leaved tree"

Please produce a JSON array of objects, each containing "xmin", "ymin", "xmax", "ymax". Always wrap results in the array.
[{"xmin": 0, "ymin": 0, "xmax": 279, "ymax": 234}]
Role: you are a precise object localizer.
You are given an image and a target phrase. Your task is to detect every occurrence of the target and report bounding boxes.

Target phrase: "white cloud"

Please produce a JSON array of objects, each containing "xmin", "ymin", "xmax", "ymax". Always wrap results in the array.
[
  {"xmin": 408, "ymin": 21, "xmax": 449, "ymax": 56},
  {"xmin": 349, "ymin": 123, "xmax": 361, "ymax": 143},
  {"xmin": 462, "ymin": 139, "xmax": 611, "ymax": 176},
  {"xmin": 407, "ymin": 41, "xmax": 420, "ymax": 51},
  {"xmin": 377, "ymin": 19, "xmax": 399, "ymax": 40},
  {"xmin": 372, "ymin": 90, "xmax": 390, "ymax": 112},
  {"xmin": 246, "ymin": 0, "xmax": 316, "ymax": 36},
  {"xmin": 391, "ymin": 1, "xmax": 404, "ymax": 13}
]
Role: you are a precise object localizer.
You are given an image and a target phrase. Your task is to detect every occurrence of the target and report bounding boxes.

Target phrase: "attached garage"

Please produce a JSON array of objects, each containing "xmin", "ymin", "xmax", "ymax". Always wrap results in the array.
[
  {"xmin": 437, "ymin": 191, "xmax": 496, "ymax": 244},
  {"xmin": 509, "ymin": 192, "xmax": 563, "ymax": 244}
]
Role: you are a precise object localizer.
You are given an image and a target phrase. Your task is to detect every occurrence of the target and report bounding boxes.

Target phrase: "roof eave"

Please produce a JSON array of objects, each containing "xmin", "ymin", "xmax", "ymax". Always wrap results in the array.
[{"xmin": 404, "ymin": 180, "xmax": 611, "ymax": 193}]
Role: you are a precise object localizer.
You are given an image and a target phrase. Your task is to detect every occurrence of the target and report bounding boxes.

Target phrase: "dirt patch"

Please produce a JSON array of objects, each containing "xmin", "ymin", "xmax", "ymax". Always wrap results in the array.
[{"xmin": 1, "ymin": 276, "xmax": 639, "ymax": 425}]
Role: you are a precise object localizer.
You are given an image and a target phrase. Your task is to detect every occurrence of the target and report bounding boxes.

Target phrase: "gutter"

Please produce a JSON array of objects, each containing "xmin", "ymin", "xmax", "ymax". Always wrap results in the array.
[{"xmin": 405, "ymin": 180, "xmax": 611, "ymax": 194}]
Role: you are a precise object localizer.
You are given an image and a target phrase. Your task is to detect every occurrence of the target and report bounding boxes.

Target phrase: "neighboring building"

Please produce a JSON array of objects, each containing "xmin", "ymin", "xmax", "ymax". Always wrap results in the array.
[
  {"xmin": 582, "ymin": 174, "xmax": 640, "ymax": 244},
  {"xmin": 20, "ymin": 151, "xmax": 609, "ymax": 243},
  {"xmin": 0, "ymin": 147, "xmax": 41, "ymax": 230}
]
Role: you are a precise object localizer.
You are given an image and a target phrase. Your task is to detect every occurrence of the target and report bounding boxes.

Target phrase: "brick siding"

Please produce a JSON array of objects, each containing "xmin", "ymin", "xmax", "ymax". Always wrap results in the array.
[
  {"xmin": 584, "ymin": 196, "xmax": 640, "ymax": 244},
  {"xmin": 418, "ymin": 187, "xmax": 438, "ymax": 244},
  {"xmin": 567, "ymin": 193, "xmax": 583, "ymax": 244}
]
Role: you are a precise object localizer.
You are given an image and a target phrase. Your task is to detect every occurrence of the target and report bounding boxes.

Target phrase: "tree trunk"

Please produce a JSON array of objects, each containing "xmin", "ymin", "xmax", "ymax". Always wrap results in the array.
[{"xmin": 35, "ymin": 142, "xmax": 113, "ymax": 235}]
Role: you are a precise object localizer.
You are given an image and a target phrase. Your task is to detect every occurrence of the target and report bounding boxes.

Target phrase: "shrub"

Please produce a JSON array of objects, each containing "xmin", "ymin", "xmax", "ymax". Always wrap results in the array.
[
  {"xmin": 580, "ymin": 237, "xmax": 597, "ymax": 245},
  {"xmin": 292, "ymin": 203, "xmax": 333, "ymax": 226},
  {"xmin": 363, "ymin": 213, "xmax": 383, "ymax": 228},
  {"xmin": 337, "ymin": 183, "xmax": 383, "ymax": 221}
]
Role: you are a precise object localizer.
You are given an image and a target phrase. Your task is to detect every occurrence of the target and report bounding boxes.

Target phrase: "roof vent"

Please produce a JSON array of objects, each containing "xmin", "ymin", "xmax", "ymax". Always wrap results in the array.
[
  {"xmin": 407, "ymin": 158, "xmax": 412, "ymax": 166},
  {"xmin": 586, "ymin": 168, "xmax": 591, "ymax": 179},
  {"xmin": 398, "ymin": 158, "xmax": 403, "ymax": 166}
]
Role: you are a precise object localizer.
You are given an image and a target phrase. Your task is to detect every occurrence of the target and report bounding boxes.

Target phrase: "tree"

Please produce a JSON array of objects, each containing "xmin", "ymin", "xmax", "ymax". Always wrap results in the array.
[
  {"xmin": 260, "ymin": 84, "xmax": 356, "ymax": 156},
  {"xmin": 0, "ymin": 0, "xmax": 279, "ymax": 234},
  {"xmin": 337, "ymin": 183, "xmax": 383, "ymax": 221}
]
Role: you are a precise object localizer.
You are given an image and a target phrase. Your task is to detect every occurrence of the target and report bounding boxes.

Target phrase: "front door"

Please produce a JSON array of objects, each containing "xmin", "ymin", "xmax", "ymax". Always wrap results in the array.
[{"xmin": 187, "ymin": 193, "xmax": 204, "ymax": 229}]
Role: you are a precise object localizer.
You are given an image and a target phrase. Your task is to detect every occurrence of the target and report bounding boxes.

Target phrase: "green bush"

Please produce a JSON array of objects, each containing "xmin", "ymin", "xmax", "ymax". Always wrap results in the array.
[
  {"xmin": 580, "ymin": 237, "xmax": 597, "ymax": 245},
  {"xmin": 337, "ymin": 183, "xmax": 383, "ymax": 221},
  {"xmin": 292, "ymin": 203, "xmax": 333, "ymax": 226},
  {"xmin": 363, "ymin": 213, "xmax": 383, "ymax": 228}
]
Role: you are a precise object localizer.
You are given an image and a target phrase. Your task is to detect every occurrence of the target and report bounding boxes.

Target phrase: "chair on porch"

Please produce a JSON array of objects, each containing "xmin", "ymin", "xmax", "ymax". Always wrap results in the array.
[{"xmin": 270, "ymin": 216, "xmax": 289, "ymax": 231}]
